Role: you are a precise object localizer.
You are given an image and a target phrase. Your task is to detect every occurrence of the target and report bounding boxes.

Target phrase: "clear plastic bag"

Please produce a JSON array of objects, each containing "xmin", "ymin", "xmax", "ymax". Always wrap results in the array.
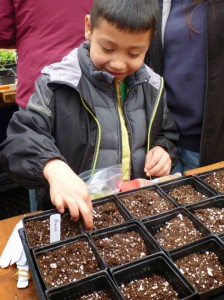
[{"xmin": 79, "ymin": 165, "xmax": 122, "ymax": 199}]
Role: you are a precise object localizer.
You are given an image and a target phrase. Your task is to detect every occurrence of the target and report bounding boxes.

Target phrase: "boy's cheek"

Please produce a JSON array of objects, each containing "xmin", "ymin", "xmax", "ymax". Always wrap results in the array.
[
  {"xmin": 90, "ymin": 51, "xmax": 107, "ymax": 70},
  {"xmin": 131, "ymin": 60, "xmax": 145, "ymax": 73},
  {"xmin": 90, "ymin": 56, "xmax": 104, "ymax": 70}
]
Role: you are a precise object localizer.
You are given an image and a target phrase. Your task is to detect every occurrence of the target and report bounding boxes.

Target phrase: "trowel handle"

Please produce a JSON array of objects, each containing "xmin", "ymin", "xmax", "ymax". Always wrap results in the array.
[{"xmin": 151, "ymin": 172, "xmax": 182, "ymax": 184}]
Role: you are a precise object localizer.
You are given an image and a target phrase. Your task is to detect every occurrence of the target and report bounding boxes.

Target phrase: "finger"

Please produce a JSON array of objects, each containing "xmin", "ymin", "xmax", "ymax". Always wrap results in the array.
[
  {"xmin": 84, "ymin": 194, "xmax": 93, "ymax": 212},
  {"xmin": 146, "ymin": 159, "xmax": 171, "ymax": 177},
  {"xmin": 145, "ymin": 163, "xmax": 161, "ymax": 177},
  {"xmin": 144, "ymin": 152, "xmax": 155, "ymax": 172},
  {"xmin": 64, "ymin": 195, "xmax": 80, "ymax": 222},
  {"xmin": 76, "ymin": 197, "xmax": 93, "ymax": 231},
  {"xmin": 145, "ymin": 153, "xmax": 161, "ymax": 175},
  {"xmin": 52, "ymin": 194, "xmax": 65, "ymax": 214}
]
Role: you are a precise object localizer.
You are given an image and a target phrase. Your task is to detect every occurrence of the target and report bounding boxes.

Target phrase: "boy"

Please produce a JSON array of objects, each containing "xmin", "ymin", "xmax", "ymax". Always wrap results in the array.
[{"xmin": 0, "ymin": 0, "xmax": 178, "ymax": 230}]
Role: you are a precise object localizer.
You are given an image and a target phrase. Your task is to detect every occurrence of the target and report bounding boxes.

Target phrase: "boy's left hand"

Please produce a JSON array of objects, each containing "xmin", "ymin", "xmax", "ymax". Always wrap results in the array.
[{"xmin": 144, "ymin": 146, "xmax": 171, "ymax": 177}]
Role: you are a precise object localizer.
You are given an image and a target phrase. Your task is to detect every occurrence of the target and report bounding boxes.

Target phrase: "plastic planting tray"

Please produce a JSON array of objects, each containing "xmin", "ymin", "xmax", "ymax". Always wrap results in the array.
[
  {"xmin": 219, "ymin": 233, "xmax": 224, "ymax": 245},
  {"xmin": 89, "ymin": 195, "xmax": 133, "ymax": 232},
  {"xmin": 22, "ymin": 208, "xmax": 84, "ymax": 249},
  {"xmin": 168, "ymin": 235, "xmax": 224, "ymax": 300},
  {"xmin": 117, "ymin": 185, "xmax": 178, "ymax": 219},
  {"xmin": 111, "ymin": 252, "xmax": 196, "ymax": 300},
  {"xmin": 196, "ymin": 168, "xmax": 224, "ymax": 195},
  {"xmin": 186, "ymin": 196, "xmax": 224, "ymax": 235},
  {"xmin": 45, "ymin": 271, "xmax": 124, "ymax": 300},
  {"xmin": 89, "ymin": 219, "xmax": 161, "ymax": 270},
  {"xmin": 158, "ymin": 176, "xmax": 216, "ymax": 206},
  {"xmin": 19, "ymin": 173, "xmax": 224, "ymax": 300},
  {"xmin": 19, "ymin": 229, "xmax": 107, "ymax": 300},
  {"xmin": 142, "ymin": 207, "xmax": 210, "ymax": 252}
]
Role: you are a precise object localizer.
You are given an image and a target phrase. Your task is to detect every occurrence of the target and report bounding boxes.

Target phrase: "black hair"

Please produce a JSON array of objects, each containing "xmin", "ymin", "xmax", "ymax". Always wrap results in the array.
[{"xmin": 90, "ymin": 0, "xmax": 159, "ymax": 34}]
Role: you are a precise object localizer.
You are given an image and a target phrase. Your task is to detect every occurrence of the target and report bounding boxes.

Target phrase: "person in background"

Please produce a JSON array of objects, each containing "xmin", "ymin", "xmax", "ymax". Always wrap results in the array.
[
  {"xmin": 0, "ymin": 0, "xmax": 93, "ymax": 211},
  {"xmin": 0, "ymin": 0, "xmax": 178, "ymax": 230},
  {"xmin": 0, "ymin": 0, "xmax": 93, "ymax": 109},
  {"xmin": 146, "ymin": 0, "xmax": 224, "ymax": 174}
]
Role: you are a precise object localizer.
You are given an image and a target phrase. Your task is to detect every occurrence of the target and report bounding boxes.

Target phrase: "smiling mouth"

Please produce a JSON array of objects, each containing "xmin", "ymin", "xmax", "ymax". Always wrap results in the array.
[{"xmin": 109, "ymin": 72, "xmax": 126, "ymax": 78}]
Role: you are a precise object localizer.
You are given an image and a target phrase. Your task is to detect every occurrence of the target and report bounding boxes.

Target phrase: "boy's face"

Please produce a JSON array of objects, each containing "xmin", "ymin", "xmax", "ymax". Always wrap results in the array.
[{"xmin": 85, "ymin": 15, "xmax": 152, "ymax": 82}]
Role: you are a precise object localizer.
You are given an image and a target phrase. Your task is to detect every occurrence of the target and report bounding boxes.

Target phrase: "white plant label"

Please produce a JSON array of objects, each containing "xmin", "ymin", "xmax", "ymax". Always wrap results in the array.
[{"xmin": 50, "ymin": 214, "xmax": 61, "ymax": 243}]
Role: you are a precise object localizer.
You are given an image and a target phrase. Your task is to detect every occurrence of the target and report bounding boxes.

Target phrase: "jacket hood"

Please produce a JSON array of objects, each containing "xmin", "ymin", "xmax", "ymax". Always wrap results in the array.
[{"xmin": 41, "ymin": 47, "xmax": 82, "ymax": 87}]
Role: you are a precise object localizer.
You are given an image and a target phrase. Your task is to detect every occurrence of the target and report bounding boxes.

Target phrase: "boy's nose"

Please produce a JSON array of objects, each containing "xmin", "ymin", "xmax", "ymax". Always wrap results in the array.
[{"xmin": 110, "ymin": 59, "xmax": 126, "ymax": 71}]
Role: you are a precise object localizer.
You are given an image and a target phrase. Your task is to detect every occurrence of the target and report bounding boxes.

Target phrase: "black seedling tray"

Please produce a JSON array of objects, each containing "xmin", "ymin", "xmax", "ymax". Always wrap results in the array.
[
  {"xmin": 45, "ymin": 271, "xmax": 124, "ymax": 300},
  {"xmin": 22, "ymin": 208, "xmax": 84, "ymax": 249},
  {"xmin": 29, "ymin": 233, "xmax": 107, "ymax": 298},
  {"xmin": 20, "ymin": 228, "xmax": 121, "ymax": 300},
  {"xmin": 89, "ymin": 219, "xmax": 162, "ymax": 271},
  {"xmin": 111, "ymin": 252, "xmax": 196, "ymax": 300},
  {"xmin": 158, "ymin": 176, "xmax": 216, "ymax": 206},
  {"xmin": 186, "ymin": 196, "xmax": 224, "ymax": 235},
  {"xmin": 116, "ymin": 185, "xmax": 178, "ymax": 219},
  {"xmin": 19, "ymin": 181, "xmax": 224, "ymax": 299},
  {"xmin": 196, "ymin": 168, "xmax": 224, "ymax": 195},
  {"xmin": 168, "ymin": 235, "xmax": 224, "ymax": 300},
  {"xmin": 89, "ymin": 195, "xmax": 133, "ymax": 232},
  {"xmin": 142, "ymin": 207, "xmax": 210, "ymax": 252},
  {"xmin": 218, "ymin": 232, "xmax": 224, "ymax": 245}
]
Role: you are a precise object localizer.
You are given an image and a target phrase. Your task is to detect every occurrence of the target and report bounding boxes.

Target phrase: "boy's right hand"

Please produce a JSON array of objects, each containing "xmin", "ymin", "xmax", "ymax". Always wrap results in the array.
[{"xmin": 43, "ymin": 159, "xmax": 93, "ymax": 230}]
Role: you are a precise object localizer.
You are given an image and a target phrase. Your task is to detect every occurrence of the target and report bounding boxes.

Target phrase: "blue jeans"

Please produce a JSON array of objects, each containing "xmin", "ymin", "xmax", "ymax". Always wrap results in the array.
[{"xmin": 171, "ymin": 147, "xmax": 200, "ymax": 175}]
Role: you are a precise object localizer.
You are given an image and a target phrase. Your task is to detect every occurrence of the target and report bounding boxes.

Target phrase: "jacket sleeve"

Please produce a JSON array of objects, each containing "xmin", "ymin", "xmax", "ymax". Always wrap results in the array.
[
  {"xmin": 0, "ymin": 0, "xmax": 16, "ymax": 47},
  {"xmin": 0, "ymin": 75, "xmax": 66, "ymax": 188}
]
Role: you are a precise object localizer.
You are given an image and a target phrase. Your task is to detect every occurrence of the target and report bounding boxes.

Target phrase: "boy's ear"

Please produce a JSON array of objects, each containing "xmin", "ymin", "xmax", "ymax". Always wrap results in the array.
[{"xmin": 85, "ymin": 15, "xmax": 92, "ymax": 40}]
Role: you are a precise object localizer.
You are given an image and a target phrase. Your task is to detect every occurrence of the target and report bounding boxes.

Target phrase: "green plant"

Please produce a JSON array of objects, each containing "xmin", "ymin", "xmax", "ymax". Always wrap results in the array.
[{"xmin": 0, "ymin": 49, "xmax": 17, "ymax": 70}]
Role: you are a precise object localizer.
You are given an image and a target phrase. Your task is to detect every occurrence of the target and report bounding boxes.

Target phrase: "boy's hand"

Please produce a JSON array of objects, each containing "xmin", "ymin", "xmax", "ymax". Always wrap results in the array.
[
  {"xmin": 43, "ymin": 159, "xmax": 93, "ymax": 230},
  {"xmin": 144, "ymin": 146, "xmax": 171, "ymax": 177}
]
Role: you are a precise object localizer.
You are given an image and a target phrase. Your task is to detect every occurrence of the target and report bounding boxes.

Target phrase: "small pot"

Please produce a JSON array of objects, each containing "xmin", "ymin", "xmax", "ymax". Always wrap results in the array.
[
  {"xmin": 4, "ymin": 63, "xmax": 17, "ymax": 74},
  {"xmin": 0, "ymin": 69, "xmax": 16, "ymax": 85}
]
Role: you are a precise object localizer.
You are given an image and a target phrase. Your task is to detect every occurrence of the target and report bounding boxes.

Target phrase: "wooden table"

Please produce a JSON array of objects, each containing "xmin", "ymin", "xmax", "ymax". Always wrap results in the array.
[
  {"xmin": 0, "ymin": 214, "xmax": 38, "ymax": 300},
  {"xmin": 184, "ymin": 161, "xmax": 224, "ymax": 176}
]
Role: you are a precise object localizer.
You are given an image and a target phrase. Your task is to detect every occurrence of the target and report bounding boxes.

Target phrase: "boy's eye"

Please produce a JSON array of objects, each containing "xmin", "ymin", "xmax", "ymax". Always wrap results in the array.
[
  {"xmin": 129, "ymin": 53, "xmax": 140, "ymax": 57},
  {"xmin": 102, "ymin": 47, "xmax": 113, "ymax": 53}
]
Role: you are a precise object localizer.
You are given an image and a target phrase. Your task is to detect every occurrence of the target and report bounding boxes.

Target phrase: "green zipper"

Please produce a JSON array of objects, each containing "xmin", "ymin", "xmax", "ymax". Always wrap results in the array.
[
  {"xmin": 80, "ymin": 96, "xmax": 101, "ymax": 175},
  {"xmin": 147, "ymin": 77, "xmax": 164, "ymax": 150}
]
